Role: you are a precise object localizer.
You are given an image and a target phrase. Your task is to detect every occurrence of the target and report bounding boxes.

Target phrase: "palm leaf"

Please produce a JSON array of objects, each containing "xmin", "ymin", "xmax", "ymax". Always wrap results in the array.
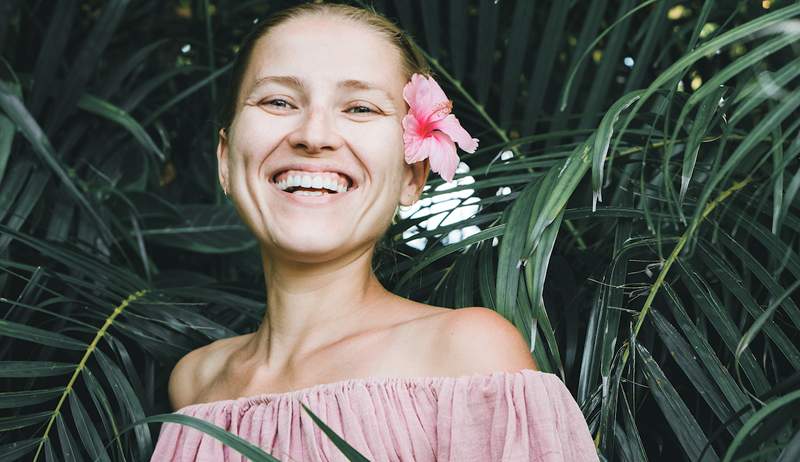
[{"xmin": 3, "ymin": 1, "xmax": 800, "ymax": 460}]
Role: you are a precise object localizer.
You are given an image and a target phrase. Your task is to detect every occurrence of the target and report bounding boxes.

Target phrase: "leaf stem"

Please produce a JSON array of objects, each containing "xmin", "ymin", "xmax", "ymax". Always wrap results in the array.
[
  {"xmin": 619, "ymin": 177, "xmax": 752, "ymax": 369},
  {"xmin": 32, "ymin": 289, "xmax": 149, "ymax": 462}
]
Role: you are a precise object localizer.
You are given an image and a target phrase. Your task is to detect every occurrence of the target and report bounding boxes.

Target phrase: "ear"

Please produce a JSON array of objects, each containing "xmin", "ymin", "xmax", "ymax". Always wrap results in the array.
[
  {"xmin": 399, "ymin": 158, "xmax": 430, "ymax": 206},
  {"xmin": 216, "ymin": 128, "xmax": 230, "ymax": 195}
]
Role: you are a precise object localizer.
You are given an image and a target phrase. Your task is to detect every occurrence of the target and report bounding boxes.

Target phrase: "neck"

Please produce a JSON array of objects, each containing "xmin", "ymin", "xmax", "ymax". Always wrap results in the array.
[{"xmin": 247, "ymin": 242, "xmax": 393, "ymax": 371}]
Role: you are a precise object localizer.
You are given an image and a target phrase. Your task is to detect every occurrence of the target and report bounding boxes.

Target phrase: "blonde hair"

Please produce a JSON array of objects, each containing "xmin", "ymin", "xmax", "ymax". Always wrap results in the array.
[{"xmin": 218, "ymin": 2, "xmax": 432, "ymax": 129}]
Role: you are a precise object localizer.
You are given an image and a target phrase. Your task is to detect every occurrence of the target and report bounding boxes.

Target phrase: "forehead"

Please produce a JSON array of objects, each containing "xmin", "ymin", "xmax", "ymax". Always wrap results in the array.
[{"xmin": 244, "ymin": 15, "xmax": 407, "ymax": 96}]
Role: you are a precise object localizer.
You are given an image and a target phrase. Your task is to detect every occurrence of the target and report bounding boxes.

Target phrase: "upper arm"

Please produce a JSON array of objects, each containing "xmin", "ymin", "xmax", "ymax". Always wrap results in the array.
[
  {"xmin": 168, "ymin": 348, "xmax": 202, "ymax": 411},
  {"xmin": 437, "ymin": 307, "xmax": 538, "ymax": 374}
]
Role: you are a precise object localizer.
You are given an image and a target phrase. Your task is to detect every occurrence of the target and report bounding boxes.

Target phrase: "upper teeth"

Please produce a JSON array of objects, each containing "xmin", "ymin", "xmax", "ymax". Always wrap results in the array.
[{"xmin": 276, "ymin": 173, "xmax": 349, "ymax": 193}]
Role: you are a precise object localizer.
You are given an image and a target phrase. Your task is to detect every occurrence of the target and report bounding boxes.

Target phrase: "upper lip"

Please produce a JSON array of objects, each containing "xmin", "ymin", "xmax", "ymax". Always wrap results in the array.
[{"xmin": 270, "ymin": 163, "xmax": 358, "ymax": 188}]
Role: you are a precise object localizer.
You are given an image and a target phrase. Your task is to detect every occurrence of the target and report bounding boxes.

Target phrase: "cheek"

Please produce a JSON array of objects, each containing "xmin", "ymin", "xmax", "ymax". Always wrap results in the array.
[
  {"xmin": 228, "ymin": 112, "xmax": 288, "ymax": 169},
  {"xmin": 342, "ymin": 119, "xmax": 406, "ymax": 177}
]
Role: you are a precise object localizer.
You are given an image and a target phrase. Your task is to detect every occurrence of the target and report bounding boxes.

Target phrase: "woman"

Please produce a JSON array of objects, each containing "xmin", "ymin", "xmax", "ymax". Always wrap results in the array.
[{"xmin": 151, "ymin": 3, "xmax": 597, "ymax": 461}]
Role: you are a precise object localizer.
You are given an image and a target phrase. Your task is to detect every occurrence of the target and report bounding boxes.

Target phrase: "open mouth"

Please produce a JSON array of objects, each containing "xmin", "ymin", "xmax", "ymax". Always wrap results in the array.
[{"xmin": 271, "ymin": 170, "xmax": 357, "ymax": 196}]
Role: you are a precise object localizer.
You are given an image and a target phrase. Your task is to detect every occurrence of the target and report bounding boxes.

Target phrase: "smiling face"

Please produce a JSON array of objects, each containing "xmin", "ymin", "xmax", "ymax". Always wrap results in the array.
[{"xmin": 217, "ymin": 15, "xmax": 429, "ymax": 263}]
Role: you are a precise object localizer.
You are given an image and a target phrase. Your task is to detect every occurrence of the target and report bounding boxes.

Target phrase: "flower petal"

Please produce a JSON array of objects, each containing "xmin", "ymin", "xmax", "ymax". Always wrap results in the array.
[
  {"xmin": 403, "ymin": 74, "xmax": 448, "ymax": 121},
  {"xmin": 401, "ymin": 73, "xmax": 479, "ymax": 183},
  {"xmin": 425, "ymin": 131, "xmax": 460, "ymax": 183},
  {"xmin": 405, "ymin": 138, "xmax": 428, "ymax": 164},
  {"xmin": 402, "ymin": 114, "xmax": 428, "ymax": 163},
  {"xmin": 433, "ymin": 114, "xmax": 479, "ymax": 153},
  {"xmin": 402, "ymin": 112, "xmax": 419, "ymax": 140}
]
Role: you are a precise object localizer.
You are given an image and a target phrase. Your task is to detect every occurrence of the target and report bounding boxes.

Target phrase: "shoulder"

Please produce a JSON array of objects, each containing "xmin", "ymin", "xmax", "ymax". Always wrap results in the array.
[
  {"xmin": 168, "ymin": 346, "xmax": 205, "ymax": 411},
  {"xmin": 167, "ymin": 335, "xmax": 248, "ymax": 410},
  {"xmin": 432, "ymin": 307, "xmax": 538, "ymax": 375}
]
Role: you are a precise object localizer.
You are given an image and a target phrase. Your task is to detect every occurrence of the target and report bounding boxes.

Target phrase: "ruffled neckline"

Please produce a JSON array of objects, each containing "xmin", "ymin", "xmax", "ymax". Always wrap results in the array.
[{"xmin": 176, "ymin": 368, "xmax": 547, "ymax": 413}]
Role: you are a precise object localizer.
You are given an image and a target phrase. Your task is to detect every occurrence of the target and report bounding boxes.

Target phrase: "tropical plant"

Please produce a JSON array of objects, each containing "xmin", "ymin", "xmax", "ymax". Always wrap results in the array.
[{"xmin": 1, "ymin": 0, "xmax": 799, "ymax": 461}]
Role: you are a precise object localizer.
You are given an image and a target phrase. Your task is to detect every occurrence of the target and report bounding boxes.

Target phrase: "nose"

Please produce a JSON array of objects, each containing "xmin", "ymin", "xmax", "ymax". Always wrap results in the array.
[{"xmin": 287, "ymin": 106, "xmax": 345, "ymax": 154}]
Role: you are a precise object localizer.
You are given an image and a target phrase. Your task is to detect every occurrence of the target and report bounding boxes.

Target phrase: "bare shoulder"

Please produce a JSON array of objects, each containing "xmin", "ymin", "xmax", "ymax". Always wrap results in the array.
[
  {"xmin": 432, "ymin": 307, "xmax": 538, "ymax": 375},
  {"xmin": 167, "ymin": 334, "xmax": 250, "ymax": 410}
]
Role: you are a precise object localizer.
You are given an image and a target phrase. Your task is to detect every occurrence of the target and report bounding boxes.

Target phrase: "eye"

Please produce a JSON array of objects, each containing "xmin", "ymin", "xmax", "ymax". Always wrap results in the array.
[
  {"xmin": 346, "ymin": 105, "xmax": 376, "ymax": 114},
  {"xmin": 262, "ymin": 98, "xmax": 293, "ymax": 109}
]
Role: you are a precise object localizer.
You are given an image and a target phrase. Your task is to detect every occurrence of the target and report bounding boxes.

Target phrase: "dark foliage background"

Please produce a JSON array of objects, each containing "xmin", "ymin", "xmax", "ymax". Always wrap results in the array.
[{"xmin": 1, "ymin": 0, "xmax": 799, "ymax": 460}]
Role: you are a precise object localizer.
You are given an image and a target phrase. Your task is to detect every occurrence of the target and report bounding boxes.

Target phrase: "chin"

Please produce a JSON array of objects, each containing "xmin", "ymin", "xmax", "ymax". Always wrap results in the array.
[{"xmin": 267, "ymin": 235, "xmax": 354, "ymax": 261}]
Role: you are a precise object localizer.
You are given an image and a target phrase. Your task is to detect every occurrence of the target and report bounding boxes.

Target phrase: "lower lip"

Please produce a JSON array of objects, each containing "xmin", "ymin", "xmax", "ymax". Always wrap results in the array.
[{"xmin": 270, "ymin": 181, "xmax": 358, "ymax": 206}]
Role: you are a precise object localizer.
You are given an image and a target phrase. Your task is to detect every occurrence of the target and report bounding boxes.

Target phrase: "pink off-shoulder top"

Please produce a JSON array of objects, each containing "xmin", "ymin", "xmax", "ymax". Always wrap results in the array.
[{"xmin": 149, "ymin": 368, "xmax": 598, "ymax": 461}]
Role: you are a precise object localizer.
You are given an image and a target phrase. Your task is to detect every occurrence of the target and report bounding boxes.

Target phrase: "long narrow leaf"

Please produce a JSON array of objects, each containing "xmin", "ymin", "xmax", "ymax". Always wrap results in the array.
[{"xmin": 637, "ymin": 343, "xmax": 719, "ymax": 461}]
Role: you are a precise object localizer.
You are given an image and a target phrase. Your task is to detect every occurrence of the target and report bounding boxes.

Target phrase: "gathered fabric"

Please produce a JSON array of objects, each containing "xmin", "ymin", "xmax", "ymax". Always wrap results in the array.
[{"xmin": 149, "ymin": 369, "xmax": 598, "ymax": 462}]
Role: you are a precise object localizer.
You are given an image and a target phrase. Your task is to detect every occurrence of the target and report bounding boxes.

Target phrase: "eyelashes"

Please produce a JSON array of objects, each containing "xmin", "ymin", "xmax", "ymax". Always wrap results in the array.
[
  {"xmin": 347, "ymin": 105, "xmax": 376, "ymax": 114},
  {"xmin": 263, "ymin": 99, "xmax": 291, "ymax": 109},
  {"xmin": 262, "ymin": 98, "xmax": 378, "ymax": 114}
]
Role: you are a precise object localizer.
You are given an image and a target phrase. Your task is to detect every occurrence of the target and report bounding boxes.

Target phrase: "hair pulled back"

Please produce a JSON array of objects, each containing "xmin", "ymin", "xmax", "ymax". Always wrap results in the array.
[{"xmin": 218, "ymin": 2, "xmax": 431, "ymax": 130}]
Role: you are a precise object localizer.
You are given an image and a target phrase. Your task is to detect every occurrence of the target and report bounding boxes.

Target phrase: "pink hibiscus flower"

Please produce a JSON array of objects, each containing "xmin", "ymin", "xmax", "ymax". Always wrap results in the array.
[{"xmin": 402, "ymin": 74, "xmax": 479, "ymax": 183}]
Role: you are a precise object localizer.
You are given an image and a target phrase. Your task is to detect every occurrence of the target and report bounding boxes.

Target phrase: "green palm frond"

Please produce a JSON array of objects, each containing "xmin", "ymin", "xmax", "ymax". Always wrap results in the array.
[{"xmin": 2, "ymin": 1, "xmax": 799, "ymax": 461}]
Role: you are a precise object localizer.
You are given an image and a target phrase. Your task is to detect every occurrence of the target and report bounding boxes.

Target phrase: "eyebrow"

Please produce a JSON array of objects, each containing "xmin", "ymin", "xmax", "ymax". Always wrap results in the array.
[{"xmin": 251, "ymin": 75, "xmax": 394, "ymax": 101}]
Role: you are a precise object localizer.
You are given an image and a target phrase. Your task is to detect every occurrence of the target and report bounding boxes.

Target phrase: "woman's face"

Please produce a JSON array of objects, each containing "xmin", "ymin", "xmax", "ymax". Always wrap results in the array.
[{"xmin": 218, "ymin": 15, "xmax": 428, "ymax": 263}]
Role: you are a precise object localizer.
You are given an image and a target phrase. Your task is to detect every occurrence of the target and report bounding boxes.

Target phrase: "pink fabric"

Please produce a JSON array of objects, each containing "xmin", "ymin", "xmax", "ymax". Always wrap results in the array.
[{"xmin": 149, "ymin": 369, "xmax": 598, "ymax": 461}]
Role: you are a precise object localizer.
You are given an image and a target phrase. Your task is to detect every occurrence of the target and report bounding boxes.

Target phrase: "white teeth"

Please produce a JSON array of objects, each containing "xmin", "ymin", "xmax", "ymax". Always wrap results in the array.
[
  {"xmin": 292, "ymin": 190, "xmax": 324, "ymax": 196},
  {"xmin": 275, "ymin": 172, "xmax": 350, "ymax": 193},
  {"xmin": 322, "ymin": 177, "xmax": 337, "ymax": 191}
]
